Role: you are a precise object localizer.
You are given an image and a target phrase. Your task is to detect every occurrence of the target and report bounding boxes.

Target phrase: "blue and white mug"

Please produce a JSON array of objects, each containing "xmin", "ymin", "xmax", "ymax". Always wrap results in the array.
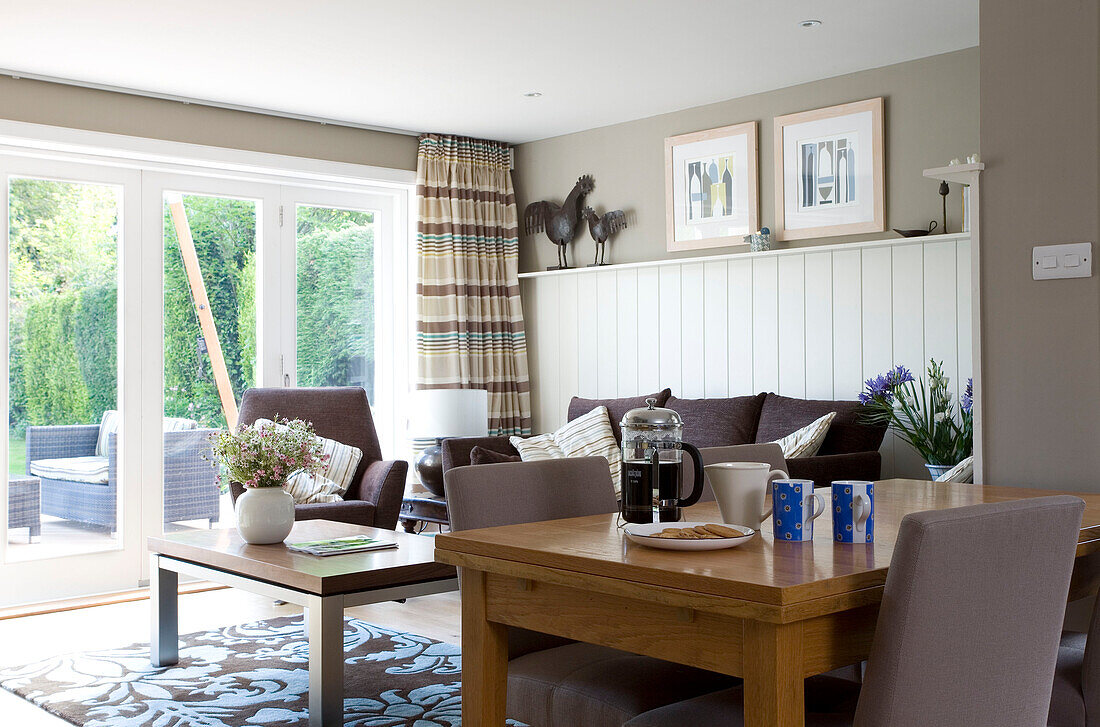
[
  {"xmin": 832, "ymin": 481, "xmax": 874, "ymax": 543},
  {"xmin": 771, "ymin": 479, "xmax": 825, "ymax": 542}
]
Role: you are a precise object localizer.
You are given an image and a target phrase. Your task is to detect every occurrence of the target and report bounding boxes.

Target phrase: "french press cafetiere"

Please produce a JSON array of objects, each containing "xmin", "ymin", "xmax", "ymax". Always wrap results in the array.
[{"xmin": 619, "ymin": 398, "xmax": 705, "ymax": 524}]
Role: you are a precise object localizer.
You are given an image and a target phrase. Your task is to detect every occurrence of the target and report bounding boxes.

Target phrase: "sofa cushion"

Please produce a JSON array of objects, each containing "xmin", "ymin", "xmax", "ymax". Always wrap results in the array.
[
  {"xmin": 755, "ymin": 394, "xmax": 885, "ymax": 455},
  {"xmin": 511, "ymin": 406, "xmax": 622, "ymax": 492},
  {"xmin": 30, "ymin": 455, "xmax": 109, "ymax": 485},
  {"xmin": 773, "ymin": 412, "xmax": 835, "ymax": 458},
  {"xmin": 470, "ymin": 446, "xmax": 521, "ymax": 466},
  {"xmin": 568, "ymin": 389, "xmax": 671, "ymax": 443},
  {"xmin": 95, "ymin": 410, "xmax": 122, "ymax": 457},
  {"xmin": 666, "ymin": 394, "xmax": 766, "ymax": 448}
]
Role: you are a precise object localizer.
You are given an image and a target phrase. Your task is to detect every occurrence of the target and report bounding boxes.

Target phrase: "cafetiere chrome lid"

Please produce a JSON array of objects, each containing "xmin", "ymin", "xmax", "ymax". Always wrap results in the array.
[{"xmin": 620, "ymin": 397, "xmax": 683, "ymax": 430}]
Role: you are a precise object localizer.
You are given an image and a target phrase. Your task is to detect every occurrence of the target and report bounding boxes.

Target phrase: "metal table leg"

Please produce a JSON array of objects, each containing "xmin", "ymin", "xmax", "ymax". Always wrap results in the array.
[
  {"xmin": 150, "ymin": 554, "xmax": 179, "ymax": 667},
  {"xmin": 306, "ymin": 593, "xmax": 345, "ymax": 727}
]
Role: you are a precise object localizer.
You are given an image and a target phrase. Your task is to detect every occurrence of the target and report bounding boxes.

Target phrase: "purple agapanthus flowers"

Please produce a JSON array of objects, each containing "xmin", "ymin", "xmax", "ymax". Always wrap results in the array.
[
  {"xmin": 859, "ymin": 365, "xmax": 915, "ymax": 405},
  {"xmin": 961, "ymin": 378, "xmax": 974, "ymax": 414}
]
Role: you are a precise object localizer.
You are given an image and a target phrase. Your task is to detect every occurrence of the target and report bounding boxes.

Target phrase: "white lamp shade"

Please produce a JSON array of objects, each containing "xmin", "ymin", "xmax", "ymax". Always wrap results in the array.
[{"xmin": 408, "ymin": 389, "xmax": 489, "ymax": 438}]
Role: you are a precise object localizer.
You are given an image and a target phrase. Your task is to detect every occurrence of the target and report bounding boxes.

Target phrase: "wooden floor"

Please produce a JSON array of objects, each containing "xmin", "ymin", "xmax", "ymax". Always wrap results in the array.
[{"xmin": 0, "ymin": 585, "xmax": 461, "ymax": 725}]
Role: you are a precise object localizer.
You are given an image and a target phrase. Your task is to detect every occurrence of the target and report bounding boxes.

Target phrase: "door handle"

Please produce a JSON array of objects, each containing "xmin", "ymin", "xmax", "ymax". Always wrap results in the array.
[{"xmin": 284, "ymin": 373, "xmax": 290, "ymax": 387}]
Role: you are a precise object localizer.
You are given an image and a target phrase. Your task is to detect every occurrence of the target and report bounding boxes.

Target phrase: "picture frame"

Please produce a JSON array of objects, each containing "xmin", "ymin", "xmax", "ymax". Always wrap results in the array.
[
  {"xmin": 665, "ymin": 121, "xmax": 759, "ymax": 252},
  {"xmin": 773, "ymin": 98, "xmax": 885, "ymax": 241}
]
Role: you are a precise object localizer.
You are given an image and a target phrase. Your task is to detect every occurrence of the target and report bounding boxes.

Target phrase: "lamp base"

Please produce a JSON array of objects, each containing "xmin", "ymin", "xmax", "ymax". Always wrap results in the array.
[{"xmin": 415, "ymin": 440, "xmax": 446, "ymax": 497}]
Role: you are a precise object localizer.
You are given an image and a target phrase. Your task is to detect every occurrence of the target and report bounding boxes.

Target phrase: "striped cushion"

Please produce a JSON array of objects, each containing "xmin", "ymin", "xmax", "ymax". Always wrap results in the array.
[
  {"xmin": 773, "ymin": 412, "xmax": 835, "ymax": 459},
  {"xmin": 511, "ymin": 406, "xmax": 622, "ymax": 493},
  {"xmin": 253, "ymin": 419, "xmax": 363, "ymax": 494},
  {"xmin": 30, "ymin": 455, "xmax": 110, "ymax": 485},
  {"xmin": 935, "ymin": 455, "xmax": 975, "ymax": 483},
  {"xmin": 285, "ymin": 472, "xmax": 345, "ymax": 505},
  {"xmin": 95, "ymin": 411, "xmax": 198, "ymax": 457},
  {"xmin": 95, "ymin": 410, "xmax": 122, "ymax": 457}
]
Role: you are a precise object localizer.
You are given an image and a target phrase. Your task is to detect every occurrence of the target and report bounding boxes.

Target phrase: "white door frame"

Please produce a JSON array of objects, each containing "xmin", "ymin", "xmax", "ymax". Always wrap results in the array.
[{"xmin": 0, "ymin": 156, "xmax": 143, "ymax": 605}]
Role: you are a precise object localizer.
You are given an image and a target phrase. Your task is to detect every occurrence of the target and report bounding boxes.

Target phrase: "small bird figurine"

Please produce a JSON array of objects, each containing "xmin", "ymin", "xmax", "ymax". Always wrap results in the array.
[
  {"xmin": 523, "ymin": 175, "xmax": 595, "ymax": 270},
  {"xmin": 581, "ymin": 207, "xmax": 627, "ymax": 266}
]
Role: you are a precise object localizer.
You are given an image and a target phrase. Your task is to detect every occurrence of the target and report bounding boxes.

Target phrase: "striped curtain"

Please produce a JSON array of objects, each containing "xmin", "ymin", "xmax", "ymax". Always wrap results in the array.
[{"xmin": 416, "ymin": 134, "xmax": 532, "ymax": 436}]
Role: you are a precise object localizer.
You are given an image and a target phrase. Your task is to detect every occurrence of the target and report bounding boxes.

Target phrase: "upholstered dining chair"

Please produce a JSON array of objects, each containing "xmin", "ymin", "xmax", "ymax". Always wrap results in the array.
[
  {"xmin": 231, "ymin": 387, "xmax": 408, "ymax": 530},
  {"xmin": 625, "ymin": 495, "xmax": 1086, "ymax": 727},
  {"xmin": 1049, "ymin": 590, "xmax": 1100, "ymax": 726},
  {"xmin": 687, "ymin": 442, "xmax": 788, "ymax": 503},
  {"xmin": 444, "ymin": 457, "xmax": 736, "ymax": 727}
]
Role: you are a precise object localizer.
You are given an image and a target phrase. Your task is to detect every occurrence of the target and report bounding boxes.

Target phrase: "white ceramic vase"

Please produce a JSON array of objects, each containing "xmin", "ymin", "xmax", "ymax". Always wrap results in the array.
[{"xmin": 235, "ymin": 486, "xmax": 295, "ymax": 544}]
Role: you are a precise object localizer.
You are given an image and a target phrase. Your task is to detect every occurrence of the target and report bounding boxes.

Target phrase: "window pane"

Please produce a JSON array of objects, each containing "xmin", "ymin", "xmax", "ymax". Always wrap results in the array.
[
  {"xmin": 295, "ymin": 205, "xmax": 375, "ymax": 401},
  {"xmin": 162, "ymin": 193, "xmax": 257, "ymax": 532},
  {"xmin": 7, "ymin": 177, "xmax": 120, "ymax": 560}
]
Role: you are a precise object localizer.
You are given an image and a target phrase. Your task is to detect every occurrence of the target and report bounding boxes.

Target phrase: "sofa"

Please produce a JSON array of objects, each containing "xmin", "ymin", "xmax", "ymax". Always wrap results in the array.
[
  {"xmin": 441, "ymin": 389, "xmax": 885, "ymax": 486},
  {"xmin": 27, "ymin": 412, "xmax": 220, "ymax": 532}
]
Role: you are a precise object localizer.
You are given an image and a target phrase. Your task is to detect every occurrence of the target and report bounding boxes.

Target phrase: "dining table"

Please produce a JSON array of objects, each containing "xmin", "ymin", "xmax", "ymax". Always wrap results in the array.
[{"xmin": 433, "ymin": 478, "xmax": 1100, "ymax": 727}]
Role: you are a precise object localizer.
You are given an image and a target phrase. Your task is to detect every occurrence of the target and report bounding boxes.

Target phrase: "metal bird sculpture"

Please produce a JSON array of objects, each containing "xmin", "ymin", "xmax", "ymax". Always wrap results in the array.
[
  {"xmin": 582, "ymin": 207, "xmax": 627, "ymax": 266},
  {"xmin": 523, "ymin": 174, "xmax": 595, "ymax": 270}
]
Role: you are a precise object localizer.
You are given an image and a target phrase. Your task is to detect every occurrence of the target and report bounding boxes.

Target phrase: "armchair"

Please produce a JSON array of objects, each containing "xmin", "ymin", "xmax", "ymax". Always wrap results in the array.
[{"xmin": 232, "ymin": 387, "xmax": 407, "ymax": 530}]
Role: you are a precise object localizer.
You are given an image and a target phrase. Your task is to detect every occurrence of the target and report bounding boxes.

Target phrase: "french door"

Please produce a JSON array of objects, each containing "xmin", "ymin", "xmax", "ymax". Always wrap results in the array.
[{"xmin": 0, "ymin": 163, "xmax": 411, "ymax": 606}]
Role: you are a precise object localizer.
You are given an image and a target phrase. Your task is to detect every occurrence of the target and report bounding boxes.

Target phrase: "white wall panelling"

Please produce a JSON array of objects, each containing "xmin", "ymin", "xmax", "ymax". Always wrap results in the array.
[{"xmin": 521, "ymin": 234, "xmax": 973, "ymax": 479}]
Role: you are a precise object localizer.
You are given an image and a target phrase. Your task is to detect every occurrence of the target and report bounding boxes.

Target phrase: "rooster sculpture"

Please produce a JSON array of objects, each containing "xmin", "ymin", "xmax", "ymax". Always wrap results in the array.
[
  {"xmin": 582, "ymin": 207, "xmax": 627, "ymax": 266},
  {"xmin": 523, "ymin": 174, "xmax": 595, "ymax": 270}
]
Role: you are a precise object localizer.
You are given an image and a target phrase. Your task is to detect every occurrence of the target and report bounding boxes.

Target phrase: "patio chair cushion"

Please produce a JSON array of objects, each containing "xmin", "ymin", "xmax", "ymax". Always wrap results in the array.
[
  {"xmin": 254, "ymin": 418, "xmax": 363, "ymax": 493},
  {"xmin": 95, "ymin": 410, "xmax": 198, "ymax": 457},
  {"xmin": 30, "ymin": 455, "xmax": 109, "ymax": 485},
  {"xmin": 95, "ymin": 410, "xmax": 122, "ymax": 457}
]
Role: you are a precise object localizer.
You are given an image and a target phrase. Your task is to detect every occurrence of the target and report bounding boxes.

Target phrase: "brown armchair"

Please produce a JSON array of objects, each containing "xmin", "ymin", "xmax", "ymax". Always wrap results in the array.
[{"xmin": 230, "ymin": 387, "xmax": 408, "ymax": 530}]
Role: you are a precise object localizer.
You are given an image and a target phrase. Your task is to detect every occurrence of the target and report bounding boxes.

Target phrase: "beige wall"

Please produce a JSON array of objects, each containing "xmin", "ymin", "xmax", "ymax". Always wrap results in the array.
[
  {"xmin": 0, "ymin": 76, "xmax": 419, "ymax": 170},
  {"xmin": 512, "ymin": 48, "xmax": 979, "ymax": 273},
  {"xmin": 980, "ymin": 1, "xmax": 1100, "ymax": 489}
]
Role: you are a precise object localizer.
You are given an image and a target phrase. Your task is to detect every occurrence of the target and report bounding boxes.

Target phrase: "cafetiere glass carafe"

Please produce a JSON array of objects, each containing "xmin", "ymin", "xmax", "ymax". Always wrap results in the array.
[{"xmin": 620, "ymin": 398, "xmax": 705, "ymax": 524}]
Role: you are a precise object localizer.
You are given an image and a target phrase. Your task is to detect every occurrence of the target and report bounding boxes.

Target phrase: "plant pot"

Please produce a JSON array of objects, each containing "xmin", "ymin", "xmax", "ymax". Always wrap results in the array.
[
  {"xmin": 235, "ymin": 486, "xmax": 295, "ymax": 544},
  {"xmin": 925, "ymin": 464, "xmax": 953, "ymax": 481}
]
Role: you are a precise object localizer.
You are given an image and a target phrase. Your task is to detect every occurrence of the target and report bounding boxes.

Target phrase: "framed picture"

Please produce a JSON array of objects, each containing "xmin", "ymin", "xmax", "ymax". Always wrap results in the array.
[
  {"xmin": 665, "ymin": 121, "xmax": 758, "ymax": 252},
  {"xmin": 774, "ymin": 98, "xmax": 885, "ymax": 241}
]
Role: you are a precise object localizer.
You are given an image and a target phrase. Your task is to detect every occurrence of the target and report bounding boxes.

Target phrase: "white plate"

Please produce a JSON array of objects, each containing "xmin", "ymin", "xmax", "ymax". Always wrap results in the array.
[{"xmin": 624, "ymin": 521, "xmax": 755, "ymax": 551}]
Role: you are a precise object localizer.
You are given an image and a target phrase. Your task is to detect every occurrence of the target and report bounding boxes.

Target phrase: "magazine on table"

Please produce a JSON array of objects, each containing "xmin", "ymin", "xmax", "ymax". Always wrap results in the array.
[{"xmin": 287, "ymin": 535, "xmax": 398, "ymax": 556}]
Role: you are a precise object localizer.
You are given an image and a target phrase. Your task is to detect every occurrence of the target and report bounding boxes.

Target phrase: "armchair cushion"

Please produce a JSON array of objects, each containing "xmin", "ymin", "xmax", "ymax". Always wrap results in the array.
[
  {"xmin": 95, "ymin": 410, "xmax": 122, "ymax": 457},
  {"xmin": 30, "ymin": 455, "xmax": 109, "ymax": 485},
  {"xmin": 470, "ymin": 445, "xmax": 520, "ymax": 465},
  {"xmin": 253, "ymin": 417, "xmax": 363, "ymax": 494}
]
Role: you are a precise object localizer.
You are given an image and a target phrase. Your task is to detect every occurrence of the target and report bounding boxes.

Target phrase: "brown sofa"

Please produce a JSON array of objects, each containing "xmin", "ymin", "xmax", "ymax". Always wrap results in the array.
[{"xmin": 441, "ymin": 389, "xmax": 885, "ymax": 486}]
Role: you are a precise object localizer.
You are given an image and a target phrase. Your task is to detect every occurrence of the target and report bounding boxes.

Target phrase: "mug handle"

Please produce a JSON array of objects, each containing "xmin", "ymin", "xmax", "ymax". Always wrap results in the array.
[
  {"xmin": 854, "ymin": 493, "xmax": 870, "ymax": 531},
  {"xmin": 761, "ymin": 469, "xmax": 789, "ymax": 519},
  {"xmin": 807, "ymin": 493, "xmax": 826, "ymax": 522}
]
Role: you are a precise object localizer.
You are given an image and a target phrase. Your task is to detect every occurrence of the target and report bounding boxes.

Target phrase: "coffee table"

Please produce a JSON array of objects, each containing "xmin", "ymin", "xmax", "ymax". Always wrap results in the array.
[{"xmin": 148, "ymin": 520, "xmax": 458, "ymax": 727}]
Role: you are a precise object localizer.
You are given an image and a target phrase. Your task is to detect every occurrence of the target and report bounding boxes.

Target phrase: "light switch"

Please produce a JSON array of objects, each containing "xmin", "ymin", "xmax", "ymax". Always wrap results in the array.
[{"xmin": 1033, "ymin": 242, "xmax": 1093, "ymax": 280}]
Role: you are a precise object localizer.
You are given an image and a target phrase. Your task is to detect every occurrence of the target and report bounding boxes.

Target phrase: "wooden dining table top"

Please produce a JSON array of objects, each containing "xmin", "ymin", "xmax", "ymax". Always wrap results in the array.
[{"xmin": 434, "ymin": 479, "xmax": 1100, "ymax": 612}]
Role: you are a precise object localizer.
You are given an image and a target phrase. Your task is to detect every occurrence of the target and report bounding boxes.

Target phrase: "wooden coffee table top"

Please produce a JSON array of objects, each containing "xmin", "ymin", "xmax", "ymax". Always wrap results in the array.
[
  {"xmin": 149, "ymin": 519, "xmax": 455, "ymax": 596},
  {"xmin": 435, "ymin": 479, "xmax": 1100, "ymax": 615}
]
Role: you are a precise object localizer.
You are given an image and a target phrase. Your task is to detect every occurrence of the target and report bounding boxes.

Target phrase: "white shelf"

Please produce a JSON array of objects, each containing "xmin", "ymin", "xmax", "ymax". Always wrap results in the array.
[
  {"xmin": 924, "ymin": 162, "xmax": 985, "ymax": 185},
  {"xmin": 517, "ymin": 232, "xmax": 972, "ymax": 279}
]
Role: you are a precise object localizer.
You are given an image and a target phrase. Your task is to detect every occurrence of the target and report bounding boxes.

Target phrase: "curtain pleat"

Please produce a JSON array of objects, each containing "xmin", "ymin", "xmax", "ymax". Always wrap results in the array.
[{"xmin": 415, "ymin": 134, "xmax": 532, "ymax": 436}]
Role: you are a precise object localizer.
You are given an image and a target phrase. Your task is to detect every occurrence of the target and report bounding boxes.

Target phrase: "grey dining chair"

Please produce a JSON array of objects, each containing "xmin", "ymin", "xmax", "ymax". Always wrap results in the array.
[
  {"xmin": 1049, "ymin": 590, "xmax": 1100, "ymax": 726},
  {"xmin": 624, "ymin": 495, "xmax": 1086, "ymax": 727},
  {"xmin": 687, "ymin": 442, "xmax": 788, "ymax": 503},
  {"xmin": 444, "ymin": 457, "xmax": 736, "ymax": 727}
]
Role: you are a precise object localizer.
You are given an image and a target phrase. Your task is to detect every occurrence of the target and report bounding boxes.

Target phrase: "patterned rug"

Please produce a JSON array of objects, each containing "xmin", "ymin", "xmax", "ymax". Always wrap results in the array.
[{"xmin": 0, "ymin": 615, "xmax": 524, "ymax": 726}]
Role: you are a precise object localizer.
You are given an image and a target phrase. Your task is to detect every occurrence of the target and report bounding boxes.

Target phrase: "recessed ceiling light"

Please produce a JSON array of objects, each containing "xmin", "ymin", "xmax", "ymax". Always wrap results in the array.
[
  {"xmin": 523, "ymin": 91, "xmax": 543, "ymax": 98},
  {"xmin": 799, "ymin": 19, "xmax": 822, "ymax": 28}
]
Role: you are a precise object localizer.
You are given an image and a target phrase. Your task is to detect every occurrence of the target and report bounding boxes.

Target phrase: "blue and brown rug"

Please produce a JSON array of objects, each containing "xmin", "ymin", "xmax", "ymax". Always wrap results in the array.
[{"xmin": 0, "ymin": 615, "xmax": 524, "ymax": 726}]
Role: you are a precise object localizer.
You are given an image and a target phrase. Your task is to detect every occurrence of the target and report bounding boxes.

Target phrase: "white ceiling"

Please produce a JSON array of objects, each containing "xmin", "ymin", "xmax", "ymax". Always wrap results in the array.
[{"xmin": 0, "ymin": 1, "xmax": 977, "ymax": 144}]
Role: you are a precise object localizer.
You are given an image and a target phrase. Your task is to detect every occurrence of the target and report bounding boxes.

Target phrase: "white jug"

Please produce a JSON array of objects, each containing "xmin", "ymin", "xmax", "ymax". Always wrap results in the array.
[{"xmin": 704, "ymin": 462, "xmax": 789, "ymax": 527}]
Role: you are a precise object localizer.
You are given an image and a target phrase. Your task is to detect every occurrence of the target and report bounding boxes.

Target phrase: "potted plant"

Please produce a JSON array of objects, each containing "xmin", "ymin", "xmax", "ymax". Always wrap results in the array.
[
  {"xmin": 209, "ymin": 418, "xmax": 326, "ymax": 544},
  {"xmin": 859, "ymin": 360, "xmax": 973, "ymax": 479}
]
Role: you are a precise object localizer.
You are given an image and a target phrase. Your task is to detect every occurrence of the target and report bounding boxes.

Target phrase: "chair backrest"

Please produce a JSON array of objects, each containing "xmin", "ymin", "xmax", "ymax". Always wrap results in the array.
[
  {"xmin": 445, "ymin": 456, "xmax": 618, "ymax": 532},
  {"xmin": 854, "ymin": 495, "xmax": 1085, "ymax": 727},
  {"xmin": 238, "ymin": 387, "xmax": 382, "ymax": 498},
  {"xmin": 685, "ymin": 443, "xmax": 787, "ymax": 503}
]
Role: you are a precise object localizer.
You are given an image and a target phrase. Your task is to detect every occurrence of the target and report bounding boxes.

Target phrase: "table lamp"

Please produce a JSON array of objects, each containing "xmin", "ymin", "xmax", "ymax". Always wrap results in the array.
[{"xmin": 408, "ymin": 389, "xmax": 489, "ymax": 497}]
